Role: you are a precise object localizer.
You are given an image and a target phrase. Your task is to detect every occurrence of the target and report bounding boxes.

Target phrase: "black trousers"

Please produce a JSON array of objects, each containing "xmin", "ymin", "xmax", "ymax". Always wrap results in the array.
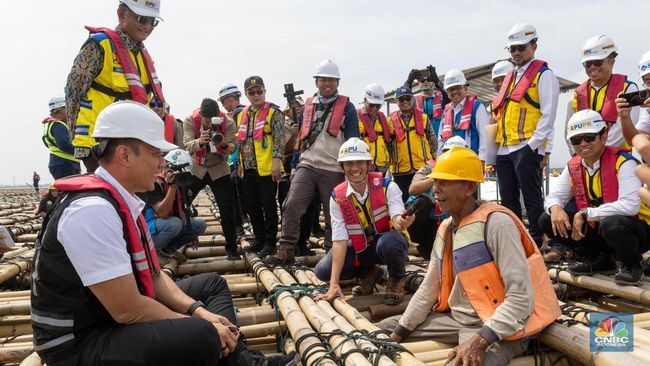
[
  {"xmin": 393, "ymin": 173, "xmax": 415, "ymax": 203},
  {"xmin": 539, "ymin": 213, "xmax": 650, "ymax": 264},
  {"xmin": 496, "ymin": 146, "xmax": 545, "ymax": 246},
  {"xmin": 48, "ymin": 273, "xmax": 239, "ymax": 366},
  {"xmin": 231, "ymin": 166, "xmax": 246, "ymax": 227},
  {"xmin": 189, "ymin": 173, "xmax": 238, "ymax": 250},
  {"xmin": 242, "ymin": 170, "xmax": 278, "ymax": 246},
  {"xmin": 407, "ymin": 197, "xmax": 437, "ymax": 259}
]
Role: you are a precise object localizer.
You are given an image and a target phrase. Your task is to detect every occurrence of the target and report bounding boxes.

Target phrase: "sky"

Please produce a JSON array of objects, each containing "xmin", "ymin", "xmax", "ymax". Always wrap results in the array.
[{"xmin": 1, "ymin": 0, "xmax": 648, "ymax": 185}]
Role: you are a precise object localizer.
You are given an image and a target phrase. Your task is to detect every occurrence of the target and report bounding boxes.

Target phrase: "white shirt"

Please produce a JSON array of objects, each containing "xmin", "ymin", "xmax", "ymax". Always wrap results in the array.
[
  {"xmin": 57, "ymin": 167, "xmax": 145, "ymax": 287},
  {"xmin": 635, "ymin": 107, "xmax": 650, "ymax": 134},
  {"xmin": 497, "ymin": 59, "xmax": 560, "ymax": 156},
  {"xmin": 565, "ymin": 82, "xmax": 639, "ymax": 154},
  {"xmin": 330, "ymin": 180, "xmax": 405, "ymax": 242},
  {"xmin": 437, "ymin": 98, "xmax": 490, "ymax": 161},
  {"xmin": 544, "ymin": 157, "xmax": 642, "ymax": 221}
]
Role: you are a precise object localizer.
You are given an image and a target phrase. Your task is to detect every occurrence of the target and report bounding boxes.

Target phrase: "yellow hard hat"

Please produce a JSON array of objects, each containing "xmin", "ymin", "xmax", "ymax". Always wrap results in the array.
[{"xmin": 428, "ymin": 146, "xmax": 484, "ymax": 182}]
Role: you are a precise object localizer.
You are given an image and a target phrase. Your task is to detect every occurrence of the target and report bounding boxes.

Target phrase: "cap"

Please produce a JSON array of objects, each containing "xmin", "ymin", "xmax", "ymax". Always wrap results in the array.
[
  {"xmin": 395, "ymin": 85, "xmax": 412, "ymax": 98},
  {"xmin": 244, "ymin": 76, "xmax": 265, "ymax": 91}
]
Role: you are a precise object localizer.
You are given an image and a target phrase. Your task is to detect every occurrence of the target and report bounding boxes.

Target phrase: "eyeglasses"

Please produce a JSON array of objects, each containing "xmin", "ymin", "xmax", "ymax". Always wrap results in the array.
[
  {"xmin": 583, "ymin": 59, "xmax": 605, "ymax": 68},
  {"xmin": 246, "ymin": 89, "xmax": 264, "ymax": 96},
  {"xmin": 368, "ymin": 103, "xmax": 381, "ymax": 109},
  {"xmin": 508, "ymin": 44, "xmax": 529, "ymax": 53},
  {"xmin": 128, "ymin": 9, "xmax": 159, "ymax": 27},
  {"xmin": 397, "ymin": 96, "xmax": 412, "ymax": 103},
  {"xmin": 570, "ymin": 132, "xmax": 600, "ymax": 145}
]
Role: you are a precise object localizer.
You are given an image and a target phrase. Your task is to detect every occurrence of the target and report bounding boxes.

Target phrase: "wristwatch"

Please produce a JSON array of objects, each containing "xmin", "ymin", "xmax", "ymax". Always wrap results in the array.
[
  {"xmin": 578, "ymin": 209, "xmax": 588, "ymax": 221},
  {"xmin": 185, "ymin": 300, "xmax": 205, "ymax": 315}
]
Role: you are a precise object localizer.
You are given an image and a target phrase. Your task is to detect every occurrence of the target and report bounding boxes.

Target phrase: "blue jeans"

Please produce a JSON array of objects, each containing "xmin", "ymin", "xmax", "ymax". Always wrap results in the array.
[
  {"xmin": 314, "ymin": 231, "xmax": 408, "ymax": 280},
  {"xmin": 153, "ymin": 217, "xmax": 207, "ymax": 251}
]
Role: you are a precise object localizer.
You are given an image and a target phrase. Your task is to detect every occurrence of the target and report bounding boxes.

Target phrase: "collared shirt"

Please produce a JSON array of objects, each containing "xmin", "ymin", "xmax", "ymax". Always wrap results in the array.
[
  {"xmin": 330, "ymin": 180, "xmax": 405, "ymax": 242},
  {"xmin": 57, "ymin": 167, "xmax": 144, "ymax": 287},
  {"xmin": 544, "ymin": 157, "xmax": 642, "ymax": 220},
  {"xmin": 497, "ymin": 59, "xmax": 560, "ymax": 156},
  {"xmin": 437, "ymin": 98, "xmax": 490, "ymax": 160},
  {"xmin": 636, "ymin": 107, "xmax": 650, "ymax": 134},
  {"xmin": 240, "ymin": 105, "xmax": 287, "ymax": 171},
  {"xmin": 65, "ymin": 26, "xmax": 144, "ymax": 131}
]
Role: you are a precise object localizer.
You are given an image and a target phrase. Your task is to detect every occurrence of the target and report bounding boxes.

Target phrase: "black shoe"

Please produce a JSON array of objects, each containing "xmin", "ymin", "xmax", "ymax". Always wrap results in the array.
[
  {"xmin": 238, "ymin": 349, "xmax": 298, "ymax": 366},
  {"xmin": 312, "ymin": 228, "xmax": 325, "ymax": 238},
  {"xmin": 235, "ymin": 225, "xmax": 245, "ymax": 237},
  {"xmin": 295, "ymin": 242, "xmax": 316, "ymax": 257},
  {"xmin": 567, "ymin": 253, "xmax": 616, "ymax": 276},
  {"xmin": 615, "ymin": 262, "xmax": 644, "ymax": 286},
  {"xmin": 245, "ymin": 240, "xmax": 266, "ymax": 253},
  {"xmin": 258, "ymin": 244, "xmax": 277, "ymax": 258},
  {"xmin": 226, "ymin": 248, "xmax": 241, "ymax": 261}
]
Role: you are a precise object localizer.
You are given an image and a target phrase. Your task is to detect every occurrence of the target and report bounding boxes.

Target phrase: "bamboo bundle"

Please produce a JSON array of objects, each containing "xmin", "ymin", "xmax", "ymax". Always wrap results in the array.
[
  {"xmin": 0, "ymin": 300, "xmax": 30, "ymax": 316},
  {"xmin": 238, "ymin": 304, "xmax": 272, "ymax": 313},
  {"xmin": 185, "ymin": 246, "xmax": 226, "ymax": 258},
  {"xmin": 245, "ymin": 252, "xmax": 337, "ymax": 366},
  {"xmin": 0, "ymin": 249, "xmax": 34, "ymax": 284},
  {"xmin": 240, "ymin": 320, "xmax": 287, "ymax": 339},
  {"xmin": 0, "ymin": 342, "xmax": 33, "ymax": 364},
  {"xmin": 197, "ymin": 235, "xmax": 226, "ymax": 246},
  {"xmin": 19, "ymin": 351, "xmax": 41, "ymax": 366}
]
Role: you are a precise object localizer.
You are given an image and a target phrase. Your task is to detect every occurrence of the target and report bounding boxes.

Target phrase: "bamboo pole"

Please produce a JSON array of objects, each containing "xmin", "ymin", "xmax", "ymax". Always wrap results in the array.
[
  {"xmin": 237, "ymin": 308, "xmax": 278, "ymax": 326},
  {"xmin": 0, "ymin": 301, "xmax": 30, "ymax": 316},
  {"xmin": 0, "ymin": 343, "xmax": 33, "ymax": 364},
  {"xmin": 19, "ymin": 351, "xmax": 41, "ymax": 366},
  {"xmin": 0, "ymin": 249, "xmax": 35, "ymax": 284},
  {"xmin": 240, "ymin": 320, "xmax": 287, "ymax": 339}
]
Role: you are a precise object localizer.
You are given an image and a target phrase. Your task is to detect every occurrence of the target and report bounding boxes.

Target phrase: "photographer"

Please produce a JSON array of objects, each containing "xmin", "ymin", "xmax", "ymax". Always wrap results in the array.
[
  {"xmin": 617, "ymin": 51, "xmax": 650, "ymax": 142},
  {"xmin": 138, "ymin": 149, "xmax": 207, "ymax": 259},
  {"xmin": 405, "ymin": 65, "xmax": 448, "ymax": 138},
  {"xmin": 183, "ymin": 98, "xmax": 240, "ymax": 260}
]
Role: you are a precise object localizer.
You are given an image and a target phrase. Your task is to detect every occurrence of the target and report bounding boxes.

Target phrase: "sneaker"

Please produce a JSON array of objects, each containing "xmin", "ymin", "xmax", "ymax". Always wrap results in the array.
[
  {"xmin": 352, "ymin": 265, "xmax": 380, "ymax": 296},
  {"xmin": 543, "ymin": 248, "xmax": 563, "ymax": 264},
  {"xmin": 244, "ymin": 240, "xmax": 266, "ymax": 254},
  {"xmin": 226, "ymin": 248, "xmax": 241, "ymax": 261},
  {"xmin": 615, "ymin": 262, "xmax": 644, "ymax": 286},
  {"xmin": 258, "ymin": 244, "xmax": 277, "ymax": 258},
  {"xmin": 567, "ymin": 253, "xmax": 616, "ymax": 276},
  {"xmin": 238, "ymin": 349, "xmax": 298, "ymax": 366},
  {"xmin": 384, "ymin": 276, "xmax": 406, "ymax": 305},
  {"xmin": 263, "ymin": 247, "xmax": 295, "ymax": 266}
]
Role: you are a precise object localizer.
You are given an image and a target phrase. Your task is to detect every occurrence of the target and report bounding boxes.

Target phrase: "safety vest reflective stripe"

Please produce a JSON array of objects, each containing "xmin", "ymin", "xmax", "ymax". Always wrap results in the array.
[{"xmin": 42, "ymin": 119, "xmax": 80, "ymax": 162}]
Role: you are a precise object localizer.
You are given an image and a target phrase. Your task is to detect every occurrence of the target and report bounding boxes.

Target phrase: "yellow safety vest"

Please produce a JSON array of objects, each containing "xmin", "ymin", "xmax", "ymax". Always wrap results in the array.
[
  {"xmin": 236, "ymin": 106, "xmax": 280, "ymax": 177},
  {"xmin": 389, "ymin": 113, "xmax": 432, "ymax": 174},
  {"xmin": 495, "ymin": 71, "xmax": 543, "ymax": 147},
  {"xmin": 359, "ymin": 115, "xmax": 391, "ymax": 169},
  {"xmin": 42, "ymin": 119, "xmax": 80, "ymax": 163},
  {"xmin": 73, "ymin": 33, "xmax": 152, "ymax": 149}
]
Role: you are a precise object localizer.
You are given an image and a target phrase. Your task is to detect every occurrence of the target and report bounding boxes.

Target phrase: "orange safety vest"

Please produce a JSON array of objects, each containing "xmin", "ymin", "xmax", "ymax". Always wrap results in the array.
[
  {"xmin": 434, "ymin": 202, "xmax": 560, "ymax": 340},
  {"xmin": 440, "ymin": 95, "xmax": 477, "ymax": 140},
  {"xmin": 575, "ymin": 74, "xmax": 626, "ymax": 124},
  {"xmin": 300, "ymin": 96, "xmax": 349, "ymax": 141}
]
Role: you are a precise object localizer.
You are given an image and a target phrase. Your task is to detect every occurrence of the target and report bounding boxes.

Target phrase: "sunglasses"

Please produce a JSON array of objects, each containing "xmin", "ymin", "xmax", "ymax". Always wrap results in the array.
[
  {"xmin": 246, "ymin": 89, "xmax": 264, "ymax": 96},
  {"xmin": 570, "ymin": 132, "xmax": 600, "ymax": 145},
  {"xmin": 128, "ymin": 9, "xmax": 159, "ymax": 27},
  {"xmin": 368, "ymin": 103, "xmax": 381, "ymax": 109},
  {"xmin": 397, "ymin": 96, "xmax": 412, "ymax": 103},
  {"xmin": 508, "ymin": 44, "xmax": 529, "ymax": 53},
  {"xmin": 583, "ymin": 59, "xmax": 605, "ymax": 68}
]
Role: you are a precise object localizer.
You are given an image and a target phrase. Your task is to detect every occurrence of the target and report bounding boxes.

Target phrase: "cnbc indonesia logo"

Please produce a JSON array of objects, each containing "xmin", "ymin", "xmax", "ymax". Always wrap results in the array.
[{"xmin": 590, "ymin": 313, "xmax": 633, "ymax": 352}]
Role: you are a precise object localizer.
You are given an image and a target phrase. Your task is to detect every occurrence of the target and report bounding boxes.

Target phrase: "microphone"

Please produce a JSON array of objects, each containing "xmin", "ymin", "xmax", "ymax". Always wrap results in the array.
[{"xmin": 402, "ymin": 196, "xmax": 427, "ymax": 217}]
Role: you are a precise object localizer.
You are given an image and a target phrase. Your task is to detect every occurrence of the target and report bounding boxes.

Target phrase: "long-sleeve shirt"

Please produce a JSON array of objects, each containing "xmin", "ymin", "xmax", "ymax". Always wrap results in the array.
[
  {"xmin": 240, "ymin": 106, "xmax": 287, "ymax": 171},
  {"xmin": 394, "ymin": 212, "xmax": 534, "ymax": 343},
  {"xmin": 47, "ymin": 121, "xmax": 79, "ymax": 169},
  {"xmin": 436, "ymin": 98, "xmax": 490, "ymax": 160},
  {"xmin": 544, "ymin": 158, "xmax": 642, "ymax": 221},
  {"xmin": 497, "ymin": 59, "xmax": 559, "ymax": 156},
  {"xmin": 183, "ymin": 115, "xmax": 237, "ymax": 181},
  {"xmin": 64, "ymin": 26, "xmax": 143, "ymax": 135}
]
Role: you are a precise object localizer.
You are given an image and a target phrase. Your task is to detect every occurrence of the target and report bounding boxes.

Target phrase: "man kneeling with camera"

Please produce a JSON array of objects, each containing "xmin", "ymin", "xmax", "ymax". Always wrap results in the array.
[{"xmin": 139, "ymin": 149, "xmax": 207, "ymax": 261}]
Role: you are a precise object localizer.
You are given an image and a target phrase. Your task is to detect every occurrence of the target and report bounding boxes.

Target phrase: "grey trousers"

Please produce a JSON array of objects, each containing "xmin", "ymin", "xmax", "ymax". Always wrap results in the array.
[
  {"xmin": 380, "ymin": 312, "xmax": 528, "ymax": 366},
  {"xmin": 278, "ymin": 165, "xmax": 344, "ymax": 249}
]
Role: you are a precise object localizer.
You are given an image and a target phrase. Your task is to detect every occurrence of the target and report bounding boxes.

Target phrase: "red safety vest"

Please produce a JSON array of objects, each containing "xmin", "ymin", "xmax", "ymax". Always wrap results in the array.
[
  {"xmin": 85, "ymin": 26, "xmax": 165, "ymax": 104},
  {"xmin": 390, "ymin": 109, "xmax": 426, "ymax": 141},
  {"xmin": 300, "ymin": 96, "xmax": 349, "ymax": 141},
  {"xmin": 237, "ymin": 102, "xmax": 275, "ymax": 142},
  {"xmin": 568, "ymin": 146, "xmax": 627, "ymax": 210},
  {"xmin": 333, "ymin": 172, "xmax": 391, "ymax": 260},
  {"xmin": 416, "ymin": 91, "xmax": 443, "ymax": 119},
  {"xmin": 357, "ymin": 109, "xmax": 390, "ymax": 143},
  {"xmin": 53, "ymin": 175, "xmax": 160, "ymax": 298},
  {"xmin": 163, "ymin": 114, "xmax": 176, "ymax": 144},
  {"xmin": 440, "ymin": 95, "xmax": 477, "ymax": 140},
  {"xmin": 575, "ymin": 74, "xmax": 626, "ymax": 124},
  {"xmin": 192, "ymin": 109, "xmax": 228, "ymax": 166},
  {"xmin": 492, "ymin": 60, "xmax": 546, "ymax": 110}
]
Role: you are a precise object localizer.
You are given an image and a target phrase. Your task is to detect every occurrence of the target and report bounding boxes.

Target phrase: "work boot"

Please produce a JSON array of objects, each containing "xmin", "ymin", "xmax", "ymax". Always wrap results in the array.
[
  {"xmin": 296, "ymin": 241, "xmax": 316, "ymax": 257},
  {"xmin": 384, "ymin": 276, "xmax": 406, "ymax": 305},
  {"xmin": 567, "ymin": 253, "xmax": 616, "ymax": 276},
  {"xmin": 352, "ymin": 265, "xmax": 380, "ymax": 296},
  {"xmin": 245, "ymin": 240, "xmax": 266, "ymax": 254},
  {"xmin": 543, "ymin": 248, "xmax": 563, "ymax": 264},
  {"xmin": 615, "ymin": 262, "xmax": 644, "ymax": 286},
  {"xmin": 238, "ymin": 348, "xmax": 298, "ymax": 366},
  {"xmin": 258, "ymin": 244, "xmax": 277, "ymax": 258},
  {"xmin": 264, "ymin": 247, "xmax": 295, "ymax": 266},
  {"xmin": 226, "ymin": 247, "xmax": 241, "ymax": 261}
]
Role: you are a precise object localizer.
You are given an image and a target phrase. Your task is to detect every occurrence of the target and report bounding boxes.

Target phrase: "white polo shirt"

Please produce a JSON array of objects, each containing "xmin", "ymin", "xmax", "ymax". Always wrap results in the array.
[{"xmin": 57, "ymin": 167, "xmax": 145, "ymax": 287}]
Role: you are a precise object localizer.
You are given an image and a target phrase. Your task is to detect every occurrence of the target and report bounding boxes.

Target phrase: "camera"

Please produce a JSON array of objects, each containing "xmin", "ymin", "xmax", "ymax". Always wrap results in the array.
[
  {"xmin": 210, "ymin": 117, "xmax": 224, "ymax": 145},
  {"xmin": 166, "ymin": 162, "xmax": 193, "ymax": 188},
  {"xmin": 621, "ymin": 89, "xmax": 650, "ymax": 107}
]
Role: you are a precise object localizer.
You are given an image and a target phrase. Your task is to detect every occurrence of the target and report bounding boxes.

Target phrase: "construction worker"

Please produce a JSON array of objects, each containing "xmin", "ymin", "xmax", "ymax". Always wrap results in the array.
[
  {"xmin": 438, "ymin": 69, "xmax": 490, "ymax": 161},
  {"xmin": 492, "ymin": 22, "xmax": 559, "ymax": 247},
  {"xmin": 491, "ymin": 60, "xmax": 514, "ymax": 93},
  {"xmin": 236, "ymin": 76, "xmax": 287, "ymax": 256},
  {"xmin": 566, "ymin": 36, "xmax": 639, "ymax": 153},
  {"xmin": 358, "ymin": 83, "xmax": 392, "ymax": 173},
  {"xmin": 265, "ymin": 59, "xmax": 359, "ymax": 265},
  {"xmin": 65, "ymin": 0, "xmax": 165, "ymax": 173},
  {"xmin": 42, "ymin": 97, "xmax": 81, "ymax": 179},
  {"xmin": 183, "ymin": 98, "xmax": 240, "ymax": 260},
  {"xmin": 540, "ymin": 110, "xmax": 650, "ymax": 285},
  {"xmin": 388, "ymin": 85, "xmax": 436, "ymax": 202},
  {"xmin": 32, "ymin": 172, "xmax": 40, "ymax": 193},
  {"xmin": 150, "ymin": 98, "xmax": 183, "ymax": 147},
  {"xmin": 405, "ymin": 66, "xmax": 448, "ymax": 137},
  {"xmin": 617, "ymin": 51, "xmax": 650, "ymax": 140},
  {"xmin": 381, "ymin": 147, "xmax": 560, "ymax": 366},
  {"xmin": 313, "ymin": 138, "xmax": 414, "ymax": 305}
]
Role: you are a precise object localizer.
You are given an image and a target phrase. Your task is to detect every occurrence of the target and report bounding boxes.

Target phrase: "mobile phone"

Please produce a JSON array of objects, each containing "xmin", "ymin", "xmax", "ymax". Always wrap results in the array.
[
  {"xmin": 621, "ymin": 89, "xmax": 650, "ymax": 107},
  {"xmin": 417, "ymin": 68, "xmax": 431, "ymax": 82}
]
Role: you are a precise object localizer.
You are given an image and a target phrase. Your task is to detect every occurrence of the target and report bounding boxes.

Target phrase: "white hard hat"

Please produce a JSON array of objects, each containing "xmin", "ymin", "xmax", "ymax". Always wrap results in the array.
[
  {"xmin": 639, "ymin": 51, "xmax": 650, "ymax": 78},
  {"xmin": 119, "ymin": 0, "xmax": 162, "ymax": 19},
  {"xmin": 218, "ymin": 83, "xmax": 241, "ymax": 99},
  {"xmin": 581, "ymin": 35, "xmax": 617, "ymax": 63},
  {"xmin": 566, "ymin": 109, "xmax": 607, "ymax": 140},
  {"xmin": 48, "ymin": 96, "xmax": 65, "ymax": 111},
  {"xmin": 506, "ymin": 23, "xmax": 537, "ymax": 47},
  {"xmin": 364, "ymin": 83, "xmax": 385, "ymax": 105},
  {"xmin": 491, "ymin": 60, "xmax": 514, "ymax": 80},
  {"xmin": 442, "ymin": 136, "xmax": 468, "ymax": 151},
  {"xmin": 314, "ymin": 59, "xmax": 341, "ymax": 79},
  {"xmin": 164, "ymin": 149, "xmax": 193, "ymax": 172},
  {"xmin": 92, "ymin": 101, "xmax": 177, "ymax": 151},
  {"xmin": 338, "ymin": 138, "xmax": 372, "ymax": 162},
  {"xmin": 444, "ymin": 69, "xmax": 468, "ymax": 90}
]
